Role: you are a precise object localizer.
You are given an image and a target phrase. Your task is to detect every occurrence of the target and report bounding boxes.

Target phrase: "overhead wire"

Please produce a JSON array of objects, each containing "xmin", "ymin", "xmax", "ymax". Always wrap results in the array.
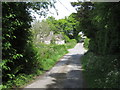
[{"xmin": 57, "ymin": 0, "xmax": 71, "ymax": 12}]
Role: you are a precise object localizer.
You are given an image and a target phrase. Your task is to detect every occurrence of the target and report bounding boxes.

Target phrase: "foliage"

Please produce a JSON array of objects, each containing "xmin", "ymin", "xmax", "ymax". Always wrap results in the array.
[
  {"xmin": 36, "ymin": 43, "xmax": 68, "ymax": 70},
  {"xmin": 72, "ymin": 2, "xmax": 120, "ymax": 55},
  {"xmin": 71, "ymin": 2, "xmax": 96, "ymax": 39},
  {"xmin": 2, "ymin": 1, "xmax": 55, "ymax": 87},
  {"xmin": 81, "ymin": 52, "xmax": 120, "ymax": 88},
  {"xmin": 51, "ymin": 37, "xmax": 56, "ymax": 44},
  {"xmin": 83, "ymin": 37, "xmax": 90, "ymax": 50},
  {"xmin": 2, "ymin": 41, "xmax": 76, "ymax": 88},
  {"xmin": 31, "ymin": 20, "xmax": 50, "ymax": 43},
  {"xmin": 45, "ymin": 15, "xmax": 80, "ymax": 42},
  {"xmin": 62, "ymin": 33, "xmax": 71, "ymax": 43},
  {"xmin": 2, "ymin": 2, "xmax": 32, "ymax": 83},
  {"xmin": 46, "ymin": 16, "xmax": 60, "ymax": 34},
  {"xmin": 2, "ymin": 1, "xmax": 78, "ymax": 89},
  {"xmin": 92, "ymin": 3, "xmax": 120, "ymax": 55},
  {"xmin": 65, "ymin": 39, "xmax": 77, "ymax": 49},
  {"xmin": 72, "ymin": 1, "xmax": 120, "ymax": 88}
]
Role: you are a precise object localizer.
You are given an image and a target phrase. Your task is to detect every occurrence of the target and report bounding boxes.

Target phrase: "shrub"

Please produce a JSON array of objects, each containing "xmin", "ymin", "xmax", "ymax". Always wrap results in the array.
[
  {"xmin": 83, "ymin": 37, "xmax": 90, "ymax": 50},
  {"xmin": 37, "ymin": 44, "xmax": 68, "ymax": 70},
  {"xmin": 81, "ymin": 52, "xmax": 120, "ymax": 88},
  {"xmin": 63, "ymin": 34, "xmax": 71, "ymax": 43},
  {"xmin": 3, "ymin": 41, "xmax": 76, "ymax": 88},
  {"xmin": 65, "ymin": 39, "xmax": 77, "ymax": 49}
]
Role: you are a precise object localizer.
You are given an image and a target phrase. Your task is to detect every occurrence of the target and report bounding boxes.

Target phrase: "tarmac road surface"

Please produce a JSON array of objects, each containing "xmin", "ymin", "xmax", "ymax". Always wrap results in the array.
[{"xmin": 24, "ymin": 43, "xmax": 87, "ymax": 88}]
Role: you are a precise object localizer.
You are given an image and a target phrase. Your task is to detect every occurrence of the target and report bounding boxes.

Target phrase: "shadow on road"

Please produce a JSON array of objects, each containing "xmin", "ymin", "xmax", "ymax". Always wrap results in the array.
[
  {"xmin": 46, "ymin": 70, "xmax": 87, "ymax": 89},
  {"xmin": 45, "ymin": 54, "xmax": 87, "ymax": 89},
  {"xmin": 55, "ymin": 54, "xmax": 83, "ymax": 67}
]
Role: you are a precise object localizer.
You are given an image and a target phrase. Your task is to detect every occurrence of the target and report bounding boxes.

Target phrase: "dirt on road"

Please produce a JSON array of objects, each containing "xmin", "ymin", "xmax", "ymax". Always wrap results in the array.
[{"xmin": 24, "ymin": 43, "xmax": 87, "ymax": 88}]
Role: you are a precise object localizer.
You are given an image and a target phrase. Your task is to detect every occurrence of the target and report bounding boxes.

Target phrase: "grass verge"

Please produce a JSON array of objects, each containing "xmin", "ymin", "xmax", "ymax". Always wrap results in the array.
[{"xmin": 2, "ymin": 40, "xmax": 77, "ymax": 89}]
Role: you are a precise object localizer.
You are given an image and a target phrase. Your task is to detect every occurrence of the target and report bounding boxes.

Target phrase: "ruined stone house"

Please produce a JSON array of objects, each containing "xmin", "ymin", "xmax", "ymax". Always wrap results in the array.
[{"xmin": 37, "ymin": 31, "xmax": 65, "ymax": 45}]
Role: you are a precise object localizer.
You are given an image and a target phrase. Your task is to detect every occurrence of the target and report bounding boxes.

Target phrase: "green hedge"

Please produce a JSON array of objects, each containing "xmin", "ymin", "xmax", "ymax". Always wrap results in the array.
[
  {"xmin": 2, "ymin": 41, "xmax": 77, "ymax": 89},
  {"xmin": 81, "ymin": 52, "xmax": 120, "ymax": 88}
]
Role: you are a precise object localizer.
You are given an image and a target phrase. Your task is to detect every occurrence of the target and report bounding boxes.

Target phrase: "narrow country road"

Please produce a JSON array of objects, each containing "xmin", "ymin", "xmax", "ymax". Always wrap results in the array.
[{"xmin": 24, "ymin": 43, "xmax": 87, "ymax": 88}]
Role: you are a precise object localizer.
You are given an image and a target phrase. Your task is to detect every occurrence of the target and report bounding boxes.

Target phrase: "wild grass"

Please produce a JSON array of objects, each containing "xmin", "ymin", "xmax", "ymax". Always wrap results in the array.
[{"xmin": 2, "ymin": 40, "xmax": 77, "ymax": 89}]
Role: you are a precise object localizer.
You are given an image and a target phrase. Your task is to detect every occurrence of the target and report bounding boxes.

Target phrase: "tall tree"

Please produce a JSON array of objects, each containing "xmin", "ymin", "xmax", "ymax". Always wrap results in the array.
[
  {"xmin": 2, "ymin": 1, "xmax": 55, "ymax": 83},
  {"xmin": 71, "ymin": 1, "xmax": 120, "ymax": 55},
  {"xmin": 71, "ymin": 2, "xmax": 96, "ymax": 38}
]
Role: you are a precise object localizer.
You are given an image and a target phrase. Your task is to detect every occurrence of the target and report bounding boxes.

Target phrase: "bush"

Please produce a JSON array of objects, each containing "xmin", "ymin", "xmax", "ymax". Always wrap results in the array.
[
  {"xmin": 62, "ymin": 34, "xmax": 71, "ymax": 43},
  {"xmin": 65, "ymin": 39, "xmax": 77, "ymax": 49},
  {"xmin": 81, "ymin": 52, "xmax": 120, "ymax": 88},
  {"xmin": 3, "ymin": 41, "xmax": 77, "ymax": 88},
  {"xmin": 76, "ymin": 34, "xmax": 82, "ymax": 42},
  {"xmin": 83, "ymin": 37, "xmax": 90, "ymax": 50},
  {"xmin": 37, "ymin": 43, "xmax": 68, "ymax": 70}
]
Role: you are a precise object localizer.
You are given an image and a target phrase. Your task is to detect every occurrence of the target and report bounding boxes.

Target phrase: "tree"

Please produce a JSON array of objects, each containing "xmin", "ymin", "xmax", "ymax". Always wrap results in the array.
[
  {"xmin": 2, "ymin": 1, "xmax": 55, "ymax": 83},
  {"xmin": 71, "ymin": 2, "xmax": 96, "ymax": 39},
  {"xmin": 46, "ymin": 16, "xmax": 60, "ymax": 34},
  {"xmin": 45, "ymin": 15, "xmax": 80, "ymax": 42},
  {"xmin": 71, "ymin": 1, "xmax": 120, "ymax": 55},
  {"xmin": 76, "ymin": 2, "xmax": 120, "ymax": 88},
  {"xmin": 67, "ymin": 14, "xmax": 80, "ymax": 41},
  {"xmin": 92, "ymin": 2, "xmax": 120, "ymax": 54},
  {"xmin": 32, "ymin": 20, "xmax": 50, "ymax": 43}
]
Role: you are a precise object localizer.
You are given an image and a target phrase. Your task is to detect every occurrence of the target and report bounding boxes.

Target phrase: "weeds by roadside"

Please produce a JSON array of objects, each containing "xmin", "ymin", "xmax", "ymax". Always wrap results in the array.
[{"xmin": 2, "ymin": 39, "xmax": 77, "ymax": 89}]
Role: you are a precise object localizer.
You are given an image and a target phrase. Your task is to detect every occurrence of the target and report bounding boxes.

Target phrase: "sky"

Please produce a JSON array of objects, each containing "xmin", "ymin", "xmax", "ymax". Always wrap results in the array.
[{"xmin": 33, "ymin": 0, "xmax": 78, "ymax": 21}]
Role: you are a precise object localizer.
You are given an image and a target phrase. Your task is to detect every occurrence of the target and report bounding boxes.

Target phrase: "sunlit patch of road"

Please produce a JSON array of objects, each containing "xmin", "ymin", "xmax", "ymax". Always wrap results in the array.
[{"xmin": 24, "ymin": 43, "xmax": 87, "ymax": 88}]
